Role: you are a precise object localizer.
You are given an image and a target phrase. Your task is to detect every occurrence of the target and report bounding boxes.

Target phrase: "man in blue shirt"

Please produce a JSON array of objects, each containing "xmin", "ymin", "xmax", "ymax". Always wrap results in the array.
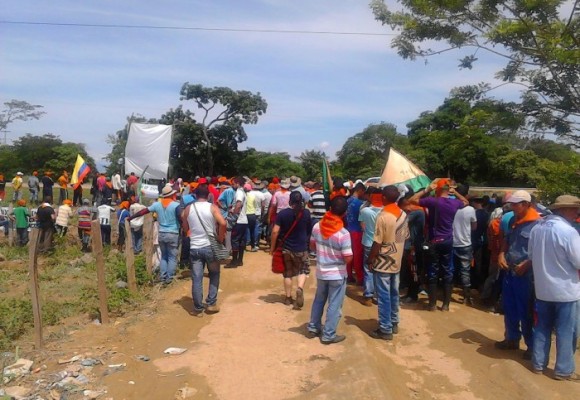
[
  {"xmin": 529, "ymin": 195, "xmax": 580, "ymax": 380},
  {"xmin": 128, "ymin": 184, "xmax": 181, "ymax": 285}
]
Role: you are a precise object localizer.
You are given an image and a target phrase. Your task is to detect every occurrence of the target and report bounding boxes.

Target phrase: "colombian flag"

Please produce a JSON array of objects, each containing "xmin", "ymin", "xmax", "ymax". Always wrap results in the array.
[{"xmin": 71, "ymin": 154, "xmax": 90, "ymax": 189}]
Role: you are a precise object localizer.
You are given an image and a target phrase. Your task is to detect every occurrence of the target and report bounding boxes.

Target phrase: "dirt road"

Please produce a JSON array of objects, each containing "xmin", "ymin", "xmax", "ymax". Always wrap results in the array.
[{"xmin": 52, "ymin": 250, "xmax": 579, "ymax": 400}]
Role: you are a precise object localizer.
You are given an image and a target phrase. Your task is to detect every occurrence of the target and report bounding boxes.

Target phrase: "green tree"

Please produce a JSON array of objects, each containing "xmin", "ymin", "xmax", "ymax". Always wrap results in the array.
[
  {"xmin": 0, "ymin": 100, "xmax": 45, "ymax": 145},
  {"xmin": 296, "ymin": 150, "xmax": 326, "ymax": 181},
  {"xmin": 336, "ymin": 123, "xmax": 410, "ymax": 178},
  {"xmin": 238, "ymin": 149, "xmax": 305, "ymax": 179},
  {"xmin": 12, "ymin": 134, "xmax": 63, "ymax": 171},
  {"xmin": 180, "ymin": 83, "xmax": 268, "ymax": 175},
  {"xmin": 44, "ymin": 143, "xmax": 96, "ymax": 175},
  {"xmin": 371, "ymin": 0, "xmax": 580, "ymax": 146}
]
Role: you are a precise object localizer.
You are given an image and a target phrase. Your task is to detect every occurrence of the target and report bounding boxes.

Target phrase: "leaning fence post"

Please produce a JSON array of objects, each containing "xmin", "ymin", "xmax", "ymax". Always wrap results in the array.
[
  {"xmin": 28, "ymin": 228, "xmax": 42, "ymax": 349},
  {"xmin": 91, "ymin": 220, "xmax": 109, "ymax": 324},
  {"xmin": 143, "ymin": 214, "xmax": 153, "ymax": 275}
]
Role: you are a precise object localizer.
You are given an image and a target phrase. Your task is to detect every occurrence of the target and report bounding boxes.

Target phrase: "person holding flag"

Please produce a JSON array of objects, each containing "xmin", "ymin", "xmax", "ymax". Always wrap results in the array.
[{"xmin": 71, "ymin": 154, "xmax": 91, "ymax": 206}]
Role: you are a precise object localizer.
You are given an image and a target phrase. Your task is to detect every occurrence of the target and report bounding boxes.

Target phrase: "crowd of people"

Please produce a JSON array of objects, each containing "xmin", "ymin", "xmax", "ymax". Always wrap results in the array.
[{"xmin": 0, "ymin": 169, "xmax": 579, "ymax": 380}]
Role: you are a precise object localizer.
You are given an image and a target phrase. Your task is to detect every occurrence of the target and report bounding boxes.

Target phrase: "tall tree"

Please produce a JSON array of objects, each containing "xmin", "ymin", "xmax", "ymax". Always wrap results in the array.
[
  {"xmin": 371, "ymin": 0, "xmax": 580, "ymax": 147},
  {"xmin": 180, "ymin": 83, "xmax": 268, "ymax": 175},
  {"xmin": 336, "ymin": 123, "xmax": 410, "ymax": 179},
  {"xmin": 238, "ymin": 149, "xmax": 305, "ymax": 179},
  {"xmin": 0, "ymin": 100, "xmax": 45, "ymax": 145},
  {"xmin": 296, "ymin": 150, "xmax": 327, "ymax": 181}
]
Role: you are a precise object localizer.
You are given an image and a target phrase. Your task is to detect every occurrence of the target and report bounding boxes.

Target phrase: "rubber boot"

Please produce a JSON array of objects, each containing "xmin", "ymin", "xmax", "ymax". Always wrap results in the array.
[
  {"xmin": 441, "ymin": 284, "xmax": 452, "ymax": 311},
  {"xmin": 463, "ymin": 286, "xmax": 472, "ymax": 306},
  {"xmin": 238, "ymin": 247, "xmax": 245, "ymax": 266},
  {"xmin": 427, "ymin": 283, "xmax": 437, "ymax": 311},
  {"xmin": 225, "ymin": 251, "xmax": 238, "ymax": 268}
]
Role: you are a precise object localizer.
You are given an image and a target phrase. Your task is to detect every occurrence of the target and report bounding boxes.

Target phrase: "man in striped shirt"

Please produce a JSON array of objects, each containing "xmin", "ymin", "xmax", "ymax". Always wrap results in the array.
[{"xmin": 307, "ymin": 196, "xmax": 352, "ymax": 344}]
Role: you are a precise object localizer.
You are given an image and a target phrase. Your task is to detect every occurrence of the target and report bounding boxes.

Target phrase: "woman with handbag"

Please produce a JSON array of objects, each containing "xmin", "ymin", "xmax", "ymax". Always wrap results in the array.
[
  {"xmin": 182, "ymin": 185, "xmax": 227, "ymax": 316},
  {"xmin": 270, "ymin": 191, "xmax": 312, "ymax": 308}
]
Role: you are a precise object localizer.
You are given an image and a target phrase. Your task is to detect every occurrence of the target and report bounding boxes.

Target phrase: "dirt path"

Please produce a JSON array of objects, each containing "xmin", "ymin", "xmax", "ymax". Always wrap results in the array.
[{"xmin": 48, "ymin": 250, "xmax": 579, "ymax": 400}]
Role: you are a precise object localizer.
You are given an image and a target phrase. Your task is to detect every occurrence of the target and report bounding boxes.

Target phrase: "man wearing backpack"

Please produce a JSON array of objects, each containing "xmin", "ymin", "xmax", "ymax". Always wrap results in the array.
[{"xmin": 128, "ymin": 184, "xmax": 181, "ymax": 285}]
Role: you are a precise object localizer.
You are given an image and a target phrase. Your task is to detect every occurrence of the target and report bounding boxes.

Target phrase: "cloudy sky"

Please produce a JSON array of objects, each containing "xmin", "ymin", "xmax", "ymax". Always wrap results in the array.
[{"xmin": 1, "ymin": 0, "xmax": 512, "ymax": 170}]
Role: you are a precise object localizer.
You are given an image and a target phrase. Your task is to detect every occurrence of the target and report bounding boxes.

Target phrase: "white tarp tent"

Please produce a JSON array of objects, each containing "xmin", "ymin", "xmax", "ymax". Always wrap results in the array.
[{"xmin": 125, "ymin": 123, "xmax": 173, "ymax": 179}]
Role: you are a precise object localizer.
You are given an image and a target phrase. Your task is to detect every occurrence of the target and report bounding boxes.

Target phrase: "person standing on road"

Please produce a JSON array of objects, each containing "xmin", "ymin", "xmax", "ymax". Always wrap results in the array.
[
  {"xmin": 408, "ymin": 178, "xmax": 468, "ymax": 311},
  {"xmin": 495, "ymin": 190, "xmax": 540, "ymax": 360},
  {"xmin": 182, "ymin": 185, "xmax": 227, "ymax": 316},
  {"xmin": 358, "ymin": 187, "xmax": 384, "ymax": 306},
  {"xmin": 366, "ymin": 186, "xmax": 409, "ymax": 341},
  {"xmin": 226, "ymin": 177, "xmax": 249, "ymax": 268},
  {"xmin": 128, "ymin": 184, "xmax": 181, "ymax": 285},
  {"xmin": 28, "ymin": 171, "xmax": 40, "ymax": 205},
  {"xmin": 270, "ymin": 191, "xmax": 312, "ymax": 308},
  {"xmin": 307, "ymin": 196, "xmax": 352, "ymax": 344},
  {"xmin": 528, "ymin": 195, "xmax": 580, "ymax": 380},
  {"xmin": 345, "ymin": 182, "xmax": 365, "ymax": 285},
  {"xmin": 451, "ymin": 184, "xmax": 477, "ymax": 305}
]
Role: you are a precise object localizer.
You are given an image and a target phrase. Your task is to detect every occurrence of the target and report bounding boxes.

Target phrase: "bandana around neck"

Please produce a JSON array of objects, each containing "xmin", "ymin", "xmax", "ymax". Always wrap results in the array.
[
  {"xmin": 319, "ymin": 211, "xmax": 344, "ymax": 239},
  {"xmin": 383, "ymin": 203, "xmax": 402, "ymax": 219}
]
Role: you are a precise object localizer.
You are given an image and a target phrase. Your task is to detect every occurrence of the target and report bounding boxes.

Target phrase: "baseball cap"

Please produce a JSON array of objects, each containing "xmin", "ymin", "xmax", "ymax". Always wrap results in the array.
[{"xmin": 506, "ymin": 190, "xmax": 531, "ymax": 203}]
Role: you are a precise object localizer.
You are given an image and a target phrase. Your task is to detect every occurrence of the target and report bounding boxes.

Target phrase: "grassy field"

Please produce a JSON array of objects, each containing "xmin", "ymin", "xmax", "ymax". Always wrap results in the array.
[
  {"xmin": 0, "ymin": 186, "xmax": 92, "ymax": 207},
  {"xmin": 0, "ymin": 185, "xmax": 154, "ymax": 352}
]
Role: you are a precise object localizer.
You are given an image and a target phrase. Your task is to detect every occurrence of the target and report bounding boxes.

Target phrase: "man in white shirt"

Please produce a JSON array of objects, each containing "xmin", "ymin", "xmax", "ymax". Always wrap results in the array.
[
  {"xmin": 528, "ymin": 195, "xmax": 580, "ymax": 381},
  {"xmin": 452, "ymin": 184, "xmax": 477, "ymax": 305},
  {"xmin": 97, "ymin": 203, "xmax": 116, "ymax": 245}
]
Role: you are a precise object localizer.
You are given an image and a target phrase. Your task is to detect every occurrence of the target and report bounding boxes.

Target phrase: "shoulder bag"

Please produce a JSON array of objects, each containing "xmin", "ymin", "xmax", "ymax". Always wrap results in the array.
[
  {"xmin": 271, "ymin": 211, "xmax": 303, "ymax": 274},
  {"xmin": 192, "ymin": 203, "xmax": 230, "ymax": 261}
]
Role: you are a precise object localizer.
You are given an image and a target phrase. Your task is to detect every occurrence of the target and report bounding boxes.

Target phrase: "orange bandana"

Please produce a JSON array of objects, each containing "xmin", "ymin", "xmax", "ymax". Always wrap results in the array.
[
  {"xmin": 370, "ymin": 194, "xmax": 383, "ymax": 207},
  {"xmin": 160, "ymin": 198, "xmax": 174, "ymax": 208},
  {"xmin": 319, "ymin": 211, "xmax": 344, "ymax": 239},
  {"xmin": 330, "ymin": 188, "xmax": 347, "ymax": 200},
  {"xmin": 383, "ymin": 203, "xmax": 402, "ymax": 219},
  {"xmin": 513, "ymin": 207, "xmax": 540, "ymax": 227}
]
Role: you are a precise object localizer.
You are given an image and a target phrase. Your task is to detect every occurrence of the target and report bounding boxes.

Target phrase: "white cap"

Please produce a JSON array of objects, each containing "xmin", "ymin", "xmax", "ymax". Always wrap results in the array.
[
  {"xmin": 506, "ymin": 190, "xmax": 532, "ymax": 203},
  {"xmin": 16, "ymin": 172, "xmax": 23, "ymax": 176}
]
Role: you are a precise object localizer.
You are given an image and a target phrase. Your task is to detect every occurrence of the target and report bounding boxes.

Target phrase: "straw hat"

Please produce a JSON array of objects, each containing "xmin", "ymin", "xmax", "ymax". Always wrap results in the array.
[
  {"xmin": 280, "ymin": 179, "xmax": 291, "ymax": 189},
  {"xmin": 289, "ymin": 175, "xmax": 302, "ymax": 188},
  {"xmin": 160, "ymin": 184, "xmax": 177, "ymax": 198},
  {"xmin": 548, "ymin": 195, "xmax": 580, "ymax": 210}
]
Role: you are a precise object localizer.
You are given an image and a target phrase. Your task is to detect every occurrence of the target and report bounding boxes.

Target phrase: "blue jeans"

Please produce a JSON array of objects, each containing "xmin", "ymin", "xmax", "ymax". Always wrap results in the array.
[
  {"xmin": 308, "ymin": 278, "xmax": 347, "ymax": 341},
  {"xmin": 427, "ymin": 239, "xmax": 454, "ymax": 284},
  {"xmin": 190, "ymin": 246, "xmax": 220, "ymax": 312},
  {"xmin": 362, "ymin": 245, "xmax": 376, "ymax": 298},
  {"xmin": 132, "ymin": 227, "xmax": 143, "ymax": 253},
  {"xmin": 533, "ymin": 299, "xmax": 578, "ymax": 375},
  {"xmin": 453, "ymin": 245, "xmax": 473, "ymax": 287},
  {"xmin": 158, "ymin": 232, "xmax": 179, "ymax": 283},
  {"xmin": 502, "ymin": 271, "xmax": 533, "ymax": 349},
  {"xmin": 375, "ymin": 272, "xmax": 400, "ymax": 334}
]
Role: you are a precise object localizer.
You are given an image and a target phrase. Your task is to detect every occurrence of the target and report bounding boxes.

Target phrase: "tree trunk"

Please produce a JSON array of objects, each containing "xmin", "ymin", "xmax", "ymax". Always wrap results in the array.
[{"xmin": 202, "ymin": 126, "xmax": 214, "ymax": 176}]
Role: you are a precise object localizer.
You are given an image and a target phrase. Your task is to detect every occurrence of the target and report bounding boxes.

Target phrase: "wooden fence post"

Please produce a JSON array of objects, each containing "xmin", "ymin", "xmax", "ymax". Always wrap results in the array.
[
  {"xmin": 8, "ymin": 203, "xmax": 14, "ymax": 247},
  {"xmin": 27, "ymin": 229, "xmax": 42, "ymax": 349},
  {"xmin": 124, "ymin": 219, "xmax": 137, "ymax": 293},
  {"xmin": 91, "ymin": 220, "xmax": 109, "ymax": 324},
  {"xmin": 143, "ymin": 214, "xmax": 153, "ymax": 275}
]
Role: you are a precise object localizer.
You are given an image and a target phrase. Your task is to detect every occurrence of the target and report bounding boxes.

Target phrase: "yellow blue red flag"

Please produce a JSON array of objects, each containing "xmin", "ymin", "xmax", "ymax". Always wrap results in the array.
[{"xmin": 71, "ymin": 154, "xmax": 90, "ymax": 189}]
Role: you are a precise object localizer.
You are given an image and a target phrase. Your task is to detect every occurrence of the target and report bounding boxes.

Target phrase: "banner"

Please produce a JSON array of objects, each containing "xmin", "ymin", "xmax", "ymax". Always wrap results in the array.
[
  {"xmin": 125, "ymin": 123, "xmax": 173, "ymax": 180},
  {"xmin": 379, "ymin": 148, "xmax": 431, "ymax": 191},
  {"xmin": 71, "ymin": 154, "xmax": 90, "ymax": 189}
]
